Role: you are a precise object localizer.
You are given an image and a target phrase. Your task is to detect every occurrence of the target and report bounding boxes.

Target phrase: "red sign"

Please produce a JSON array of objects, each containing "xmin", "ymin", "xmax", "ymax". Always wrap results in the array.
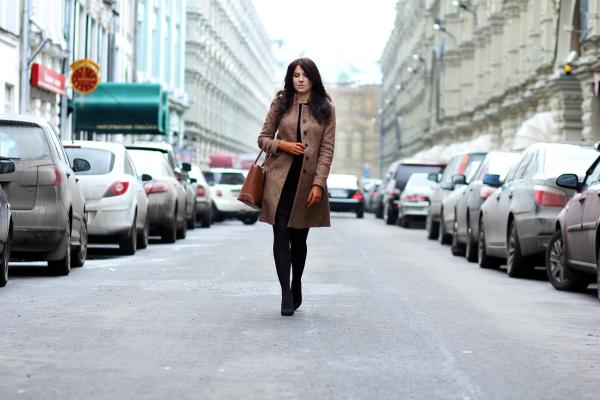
[
  {"xmin": 70, "ymin": 59, "xmax": 100, "ymax": 94},
  {"xmin": 30, "ymin": 63, "xmax": 65, "ymax": 95}
]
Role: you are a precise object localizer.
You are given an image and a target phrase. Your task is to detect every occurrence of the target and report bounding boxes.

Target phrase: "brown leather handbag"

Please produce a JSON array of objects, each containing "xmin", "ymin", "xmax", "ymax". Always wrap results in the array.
[{"xmin": 237, "ymin": 150, "xmax": 267, "ymax": 209}]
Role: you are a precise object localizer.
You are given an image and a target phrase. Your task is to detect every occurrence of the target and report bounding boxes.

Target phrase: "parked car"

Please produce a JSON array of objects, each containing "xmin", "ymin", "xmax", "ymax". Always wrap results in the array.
[
  {"xmin": 450, "ymin": 151, "xmax": 520, "ymax": 261},
  {"xmin": 383, "ymin": 160, "xmax": 446, "ymax": 225},
  {"xmin": 363, "ymin": 179, "xmax": 381, "ymax": 213},
  {"xmin": 189, "ymin": 165, "xmax": 213, "ymax": 228},
  {"xmin": 396, "ymin": 173, "xmax": 438, "ymax": 228},
  {"xmin": 478, "ymin": 143, "xmax": 598, "ymax": 276},
  {"xmin": 374, "ymin": 160, "xmax": 400, "ymax": 219},
  {"xmin": 203, "ymin": 168, "xmax": 259, "ymax": 224},
  {"xmin": 441, "ymin": 159, "xmax": 483, "ymax": 246},
  {"xmin": 0, "ymin": 115, "xmax": 89, "ymax": 275},
  {"xmin": 127, "ymin": 147, "xmax": 188, "ymax": 242},
  {"xmin": 327, "ymin": 174, "xmax": 365, "ymax": 218},
  {"xmin": 0, "ymin": 165, "xmax": 13, "ymax": 287},
  {"xmin": 64, "ymin": 141, "xmax": 150, "ymax": 255},
  {"xmin": 125, "ymin": 142, "xmax": 195, "ymax": 232},
  {"xmin": 427, "ymin": 152, "xmax": 486, "ymax": 243},
  {"xmin": 545, "ymin": 154, "xmax": 600, "ymax": 296}
]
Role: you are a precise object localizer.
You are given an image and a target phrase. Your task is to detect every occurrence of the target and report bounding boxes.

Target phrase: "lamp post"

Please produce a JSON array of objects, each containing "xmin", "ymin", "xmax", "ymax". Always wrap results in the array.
[{"xmin": 452, "ymin": 0, "xmax": 478, "ymax": 28}]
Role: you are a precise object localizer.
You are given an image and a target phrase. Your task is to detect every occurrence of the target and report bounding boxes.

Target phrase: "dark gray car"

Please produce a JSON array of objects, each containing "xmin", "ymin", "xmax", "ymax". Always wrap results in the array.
[{"xmin": 0, "ymin": 116, "xmax": 89, "ymax": 275}]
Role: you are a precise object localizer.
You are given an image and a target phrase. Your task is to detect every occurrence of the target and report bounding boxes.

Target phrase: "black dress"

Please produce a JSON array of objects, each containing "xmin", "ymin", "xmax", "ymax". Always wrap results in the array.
[{"xmin": 276, "ymin": 103, "xmax": 304, "ymax": 219}]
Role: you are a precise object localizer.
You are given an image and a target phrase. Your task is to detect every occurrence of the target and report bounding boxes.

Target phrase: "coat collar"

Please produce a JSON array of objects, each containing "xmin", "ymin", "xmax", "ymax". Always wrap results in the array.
[{"xmin": 293, "ymin": 94, "xmax": 310, "ymax": 105}]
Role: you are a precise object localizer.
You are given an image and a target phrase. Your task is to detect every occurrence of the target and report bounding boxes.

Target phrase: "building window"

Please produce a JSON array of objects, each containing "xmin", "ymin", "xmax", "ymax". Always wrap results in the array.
[{"xmin": 4, "ymin": 84, "xmax": 13, "ymax": 114}]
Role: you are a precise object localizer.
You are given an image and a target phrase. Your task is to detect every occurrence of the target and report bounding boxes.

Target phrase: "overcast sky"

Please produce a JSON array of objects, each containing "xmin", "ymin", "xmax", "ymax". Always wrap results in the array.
[{"xmin": 251, "ymin": 0, "xmax": 398, "ymax": 85}]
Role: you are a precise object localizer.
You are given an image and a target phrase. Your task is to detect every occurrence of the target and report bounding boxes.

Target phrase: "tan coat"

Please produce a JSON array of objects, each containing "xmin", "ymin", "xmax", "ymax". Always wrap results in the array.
[{"xmin": 257, "ymin": 96, "xmax": 336, "ymax": 228}]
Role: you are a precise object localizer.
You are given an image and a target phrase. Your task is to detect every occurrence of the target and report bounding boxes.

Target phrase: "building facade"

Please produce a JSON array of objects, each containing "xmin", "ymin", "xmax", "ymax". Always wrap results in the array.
[
  {"xmin": 185, "ymin": 0, "xmax": 277, "ymax": 167},
  {"xmin": 329, "ymin": 84, "xmax": 381, "ymax": 179},
  {"xmin": 380, "ymin": 0, "xmax": 600, "ymax": 168},
  {"xmin": 0, "ymin": 0, "xmax": 21, "ymax": 115}
]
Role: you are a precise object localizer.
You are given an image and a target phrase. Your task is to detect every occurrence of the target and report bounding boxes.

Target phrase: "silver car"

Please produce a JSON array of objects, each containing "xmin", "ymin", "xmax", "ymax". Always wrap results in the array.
[
  {"xmin": 0, "ymin": 165, "xmax": 13, "ymax": 287},
  {"xmin": 478, "ymin": 143, "xmax": 598, "ymax": 276},
  {"xmin": 396, "ymin": 173, "xmax": 437, "ymax": 228},
  {"xmin": 451, "ymin": 151, "xmax": 520, "ymax": 261},
  {"xmin": 189, "ymin": 165, "xmax": 213, "ymax": 228},
  {"xmin": 0, "ymin": 115, "xmax": 89, "ymax": 275}
]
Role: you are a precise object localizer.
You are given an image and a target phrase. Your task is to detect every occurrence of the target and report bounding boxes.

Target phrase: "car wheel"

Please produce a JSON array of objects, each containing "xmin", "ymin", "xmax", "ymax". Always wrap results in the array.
[
  {"xmin": 72, "ymin": 218, "xmax": 88, "ymax": 267},
  {"xmin": 200, "ymin": 212, "xmax": 211, "ymax": 228},
  {"xmin": 426, "ymin": 214, "xmax": 439, "ymax": 240},
  {"xmin": 398, "ymin": 215, "xmax": 409, "ymax": 228},
  {"xmin": 0, "ymin": 237, "xmax": 10, "ymax": 287},
  {"xmin": 375, "ymin": 201, "xmax": 384, "ymax": 219},
  {"xmin": 451, "ymin": 219, "xmax": 466, "ymax": 256},
  {"xmin": 137, "ymin": 214, "xmax": 150, "ymax": 249},
  {"xmin": 119, "ymin": 215, "xmax": 137, "ymax": 255},
  {"xmin": 546, "ymin": 229, "xmax": 589, "ymax": 291},
  {"xmin": 597, "ymin": 247, "xmax": 600, "ymax": 301},
  {"xmin": 187, "ymin": 207, "xmax": 196, "ymax": 230},
  {"xmin": 439, "ymin": 210, "xmax": 451, "ymax": 245},
  {"xmin": 385, "ymin": 204, "xmax": 398, "ymax": 225},
  {"xmin": 241, "ymin": 215, "xmax": 259, "ymax": 225},
  {"xmin": 478, "ymin": 218, "xmax": 500, "ymax": 269},
  {"xmin": 506, "ymin": 220, "xmax": 529, "ymax": 278},
  {"xmin": 48, "ymin": 228, "xmax": 71, "ymax": 276},
  {"xmin": 176, "ymin": 210, "xmax": 187, "ymax": 239},
  {"xmin": 212, "ymin": 202, "xmax": 224, "ymax": 222},
  {"xmin": 356, "ymin": 208, "xmax": 364, "ymax": 219},
  {"xmin": 161, "ymin": 208, "xmax": 177, "ymax": 243},
  {"xmin": 465, "ymin": 221, "xmax": 478, "ymax": 263}
]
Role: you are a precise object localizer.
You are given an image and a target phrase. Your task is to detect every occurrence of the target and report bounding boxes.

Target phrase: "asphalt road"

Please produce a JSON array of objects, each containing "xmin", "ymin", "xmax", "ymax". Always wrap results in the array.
[{"xmin": 1, "ymin": 214, "xmax": 599, "ymax": 400}]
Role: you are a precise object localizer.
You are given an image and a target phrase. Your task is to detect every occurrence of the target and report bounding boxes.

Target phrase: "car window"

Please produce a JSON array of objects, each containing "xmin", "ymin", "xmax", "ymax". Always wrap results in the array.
[
  {"xmin": 124, "ymin": 154, "xmax": 136, "ymax": 177},
  {"xmin": 64, "ymin": 147, "xmax": 115, "ymax": 175},
  {"xmin": 441, "ymin": 158, "xmax": 460, "ymax": 182},
  {"xmin": 542, "ymin": 146, "xmax": 598, "ymax": 177},
  {"xmin": 504, "ymin": 153, "xmax": 525, "ymax": 183},
  {"xmin": 512, "ymin": 151, "xmax": 533, "ymax": 181},
  {"xmin": 203, "ymin": 171, "xmax": 245, "ymax": 185},
  {"xmin": 129, "ymin": 149, "xmax": 173, "ymax": 179},
  {"xmin": 472, "ymin": 158, "xmax": 489, "ymax": 181},
  {"xmin": 394, "ymin": 164, "xmax": 444, "ymax": 190},
  {"xmin": 584, "ymin": 157, "xmax": 600, "ymax": 186},
  {"xmin": 0, "ymin": 123, "xmax": 51, "ymax": 159}
]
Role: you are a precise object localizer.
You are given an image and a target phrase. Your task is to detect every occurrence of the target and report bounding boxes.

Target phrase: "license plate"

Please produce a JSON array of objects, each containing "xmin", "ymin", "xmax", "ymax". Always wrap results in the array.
[{"xmin": 329, "ymin": 189, "xmax": 347, "ymax": 198}]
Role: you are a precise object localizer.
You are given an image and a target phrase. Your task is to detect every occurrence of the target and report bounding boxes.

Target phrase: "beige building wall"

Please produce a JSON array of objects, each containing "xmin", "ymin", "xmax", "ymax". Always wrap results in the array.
[
  {"xmin": 380, "ymin": 0, "xmax": 600, "ymax": 168},
  {"xmin": 329, "ymin": 84, "xmax": 380, "ymax": 179}
]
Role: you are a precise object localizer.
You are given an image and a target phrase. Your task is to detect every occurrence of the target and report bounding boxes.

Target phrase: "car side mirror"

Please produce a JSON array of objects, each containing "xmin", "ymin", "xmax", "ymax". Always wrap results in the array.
[
  {"xmin": 0, "ymin": 159, "xmax": 15, "ymax": 174},
  {"xmin": 452, "ymin": 174, "xmax": 467, "ymax": 186},
  {"xmin": 182, "ymin": 162, "xmax": 192, "ymax": 172},
  {"xmin": 556, "ymin": 173, "xmax": 580, "ymax": 191},
  {"xmin": 72, "ymin": 158, "xmax": 91, "ymax": 173},
  {"xmin": 427, "ymin": 173, "xmax": 441, "ymax": 183},
  {"xmin": 440, "ymin": 181, "xmax": 455, "ymax": 191},
  {"xmin": 190, "ymin": 178, "xmax": 197, "ymax": 184},
  {"xmin": 483, "ymin": 173, "xmax": 501, "ymax": 188},
  {"xmin": 141, "ymin": 173, "xmax": 153, "ymax": 182}
]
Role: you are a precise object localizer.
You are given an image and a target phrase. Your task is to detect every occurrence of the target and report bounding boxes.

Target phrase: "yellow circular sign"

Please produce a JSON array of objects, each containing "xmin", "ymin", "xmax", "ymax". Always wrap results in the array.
[{"xmin": 70, "ymin": 59, "xmax": 100, "ymax": 94}]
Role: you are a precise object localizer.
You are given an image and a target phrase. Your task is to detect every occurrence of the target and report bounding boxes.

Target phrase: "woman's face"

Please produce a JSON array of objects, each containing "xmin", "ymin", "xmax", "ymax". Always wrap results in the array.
[{"xmin": 293, "ymin": 65, "xmax": 312, "ymax": 96}]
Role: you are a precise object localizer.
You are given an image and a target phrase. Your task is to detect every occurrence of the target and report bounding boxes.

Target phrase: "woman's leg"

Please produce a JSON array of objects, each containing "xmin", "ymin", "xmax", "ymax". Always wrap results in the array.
[
  {"xmin": 272, "ymin": 214, "xmax": 294, "ymax": 315},
  {"xmin": 290, "ymin": 227, "xmax": 309, "ymax": 310}
]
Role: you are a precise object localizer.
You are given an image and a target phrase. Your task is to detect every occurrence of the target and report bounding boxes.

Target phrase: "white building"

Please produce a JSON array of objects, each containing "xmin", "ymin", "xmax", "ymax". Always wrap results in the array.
[
  {"xmin": 380, "ymin": 0, "xmax": 600, "ymax": 166},
  {"xmin": 185, "ymin": 0, "xmax": 277, "ymax": 167},
  {"xmin": 0, "ymin": 0, "xmax": 21, "ymax": 115}
]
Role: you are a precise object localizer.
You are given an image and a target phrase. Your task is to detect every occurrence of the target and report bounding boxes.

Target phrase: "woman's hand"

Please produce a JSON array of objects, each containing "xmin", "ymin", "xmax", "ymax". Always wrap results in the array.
[
  {"xmin": 306, "ymin": 185, "xmax": 323, "ymax": 208},
  {"xmin": 278, "ymin": 140, "xmax": 305, "ymax": 155}
]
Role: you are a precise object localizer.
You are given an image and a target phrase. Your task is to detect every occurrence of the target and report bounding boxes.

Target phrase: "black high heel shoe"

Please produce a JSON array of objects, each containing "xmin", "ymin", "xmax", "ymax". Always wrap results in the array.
[
  {"xmin": 291, "ymin": 281, "xmax": 302, "ymax": 310},
  {"xmin": 281, "ymin": 292, "xmax": 294, "ymax": 316}
]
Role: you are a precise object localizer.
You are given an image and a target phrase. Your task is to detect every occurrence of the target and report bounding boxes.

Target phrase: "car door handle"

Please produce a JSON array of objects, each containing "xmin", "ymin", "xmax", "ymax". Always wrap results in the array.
[
  {"xmin": 508, "ymin": 192, "xmax": 513, "ymax": 199},
  {"xmin": 75, "ymin": 178, "xmax": 79, "ymax": 183},
  {"xmin": 496, "ymin": 195, "xmax": 500, "ymax": 201},
  {"xmin": 579, "ymin": 196, "xmax": 586, "ymax": 203},
  {"xmin": 66, "ymin": 172, "xmax": 71, "ymax": 178}
]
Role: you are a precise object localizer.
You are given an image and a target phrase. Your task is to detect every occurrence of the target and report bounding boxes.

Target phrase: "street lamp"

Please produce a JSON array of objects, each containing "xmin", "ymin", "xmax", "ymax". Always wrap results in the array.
[
  {"xmin": 452, "ymin": 0, "xmax": 478, "ymax": 27},
  {"xmin": 433, "ymin": 17, "xmax": 457, "ymax": 46}
]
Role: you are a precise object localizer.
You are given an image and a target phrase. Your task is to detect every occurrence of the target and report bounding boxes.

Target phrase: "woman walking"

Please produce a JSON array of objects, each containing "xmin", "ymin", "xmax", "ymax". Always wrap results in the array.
[{"xmin": 257, "ymin": 58, "xmax": 336, "ymax": 316}]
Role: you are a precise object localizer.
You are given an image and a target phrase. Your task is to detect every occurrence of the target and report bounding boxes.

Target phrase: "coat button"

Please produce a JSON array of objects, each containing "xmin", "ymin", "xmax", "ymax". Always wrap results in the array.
[
  {"xmin": 303, "ymin": 168, "xmax": 307, "ymax": 173},
  {"xmin": 303, "ymin": 119, "xmax": 307, "ymax": 123},
  {"xmin": 303, "ymin": 130, "xmax": 307, "ymax": 135},
  {"xmin": 304, "ymin": 143, "xmax": 308, "ymax": 147},
  {"xmin": 305, "ymin": 156, "xmax": 309, "ymax": 160}
]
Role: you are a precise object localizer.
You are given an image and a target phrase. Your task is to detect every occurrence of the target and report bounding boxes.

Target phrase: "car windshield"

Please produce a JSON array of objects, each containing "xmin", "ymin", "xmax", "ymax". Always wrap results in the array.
[
  {"xmin": 327, "ymin": 174, "xmax": 358, "ymax": 189},
  {"xmin": 487, "ymin": 153, "xmax": 520, "ymax": 180},
  {"xmin": 543, "ymin": 147, "xmax": 599, "ymax": 176},
  {"xmin": 129, "ymin": 149, "xmax": 172, "ymax": 178},
  {"xmin": 203, "ymin": 171, "xmax": 245, "ymax": 185},
  {"xmin": 64, "ymin": 147, "xmax": 115, "ymax": 175},
  {"xmin": 395, "ymin": 165, "xmax": 444, "ymax": 190},
  {"xmin": 0, "ymin": 123, "xmax": 50, "ymax": 159}
]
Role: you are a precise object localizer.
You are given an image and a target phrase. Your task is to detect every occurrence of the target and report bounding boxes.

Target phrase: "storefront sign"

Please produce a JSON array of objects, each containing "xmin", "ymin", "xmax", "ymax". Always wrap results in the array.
[
  {"xmin": 30, "ymin": 63, "xmax": 65, "ymax": 95},
  {"xmin": 70, "ymin": 59, "xmax": 100, "ymax": 94}
]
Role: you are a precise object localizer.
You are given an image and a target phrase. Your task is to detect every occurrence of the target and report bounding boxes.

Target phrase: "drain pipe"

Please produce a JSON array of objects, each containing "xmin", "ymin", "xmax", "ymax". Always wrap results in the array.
[{"xmin": 19, "ymin": 0, "xmax": 32, "ymax": 113}]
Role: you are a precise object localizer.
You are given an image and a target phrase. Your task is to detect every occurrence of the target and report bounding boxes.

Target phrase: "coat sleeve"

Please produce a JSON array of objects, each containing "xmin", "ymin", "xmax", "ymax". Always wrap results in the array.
[
  {"xmin": 257, "ymin": 99, "xmax": 281, "ymax": 156},
  {"xmin": 313, "ymin": 104, "xmax": 336, "ymax": 189}
]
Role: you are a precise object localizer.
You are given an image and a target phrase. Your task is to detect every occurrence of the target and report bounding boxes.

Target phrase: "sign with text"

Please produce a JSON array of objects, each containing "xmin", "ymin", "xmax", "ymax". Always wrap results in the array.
[
  {"xmin": 30, "ymin": 63, "xmax": 65, "ymax": 95},
  {"xmin": 70, "ymin": 59, "xmax": 100, "ymax": 94}
]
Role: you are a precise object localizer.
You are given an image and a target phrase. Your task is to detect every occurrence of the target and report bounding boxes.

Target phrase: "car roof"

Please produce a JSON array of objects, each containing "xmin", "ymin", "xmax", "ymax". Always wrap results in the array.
[
  {"xmin": 0, "ymin": 114, "xmax": 51, "ymax": 127},
  {"xmin": 125, "ymin": 141, "xmax": 173, "ymax": 153},
  {"xmin": 205, "ymin": 168, "xmax": 245, "ymax": 174},
  {"xmin": 63, "ymin": 140, "xmax": 127, "ymax": 154},
  {"xmin": 398, "ymin": 159, "xmax": 447, "ymax": 166}
]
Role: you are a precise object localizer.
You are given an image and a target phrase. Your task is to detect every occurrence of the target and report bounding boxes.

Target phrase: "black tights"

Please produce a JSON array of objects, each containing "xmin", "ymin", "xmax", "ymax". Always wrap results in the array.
[{"xmin": 272, "ymin": 214, "xmax": 309, "ymax": 299}]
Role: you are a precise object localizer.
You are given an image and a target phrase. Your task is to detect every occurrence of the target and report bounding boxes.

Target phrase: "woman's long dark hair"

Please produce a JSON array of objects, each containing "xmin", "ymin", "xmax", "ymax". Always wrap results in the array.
[{"xmin": 275, "ymin": 58, "xmax": 332, "ymax": 124}]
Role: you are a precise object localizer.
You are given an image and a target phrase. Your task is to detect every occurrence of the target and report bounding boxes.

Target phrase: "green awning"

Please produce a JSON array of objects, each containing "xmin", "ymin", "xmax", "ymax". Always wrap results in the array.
[{"xmin": 73, "ymin": 83, "xmax": 168, "ymax": 135}]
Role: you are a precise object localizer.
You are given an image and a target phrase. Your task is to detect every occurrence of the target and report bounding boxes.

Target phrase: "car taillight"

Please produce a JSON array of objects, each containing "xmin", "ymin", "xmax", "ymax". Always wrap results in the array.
[
  {"xmin": 405, "ymin": 194, "xmax": 429, "ymax": 202},
  {"xmin": 196, "ymin": 184, "xmax": 206, "ymax": 197},
  {"xmin": 480, "ymin": 186, "xmax": 497, "ymax": 200},
  {"xmin": 144, "ymin": 181, "xmax": 168, "ymax": 194},
  {"xmin": 534, "ymin": 187, "xmax": 569, "ymax": 207},
  {"xmin": 391, "ymin": 188, "xmax": 400, "ymax": 200},
  {"xmin": 104, "ymin": 181, "xmax": 129, "ymax": 197},
  {"xmin": 352, "ymin": 191, "xmax": 364, "ymax": 201}
]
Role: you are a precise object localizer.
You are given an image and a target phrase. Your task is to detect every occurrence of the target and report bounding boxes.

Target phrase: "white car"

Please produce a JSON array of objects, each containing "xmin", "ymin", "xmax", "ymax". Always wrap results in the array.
[
  {"xmin": 203, "ymin": 168, "xmax": 259, "ymax": 225},
  {"xmin": 189, "ymin": 165, "xmax": 213, "ymax": 228},
  {"xmin": 64, "ymin": 141, "xmax": 149, "ymax": 255}
]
